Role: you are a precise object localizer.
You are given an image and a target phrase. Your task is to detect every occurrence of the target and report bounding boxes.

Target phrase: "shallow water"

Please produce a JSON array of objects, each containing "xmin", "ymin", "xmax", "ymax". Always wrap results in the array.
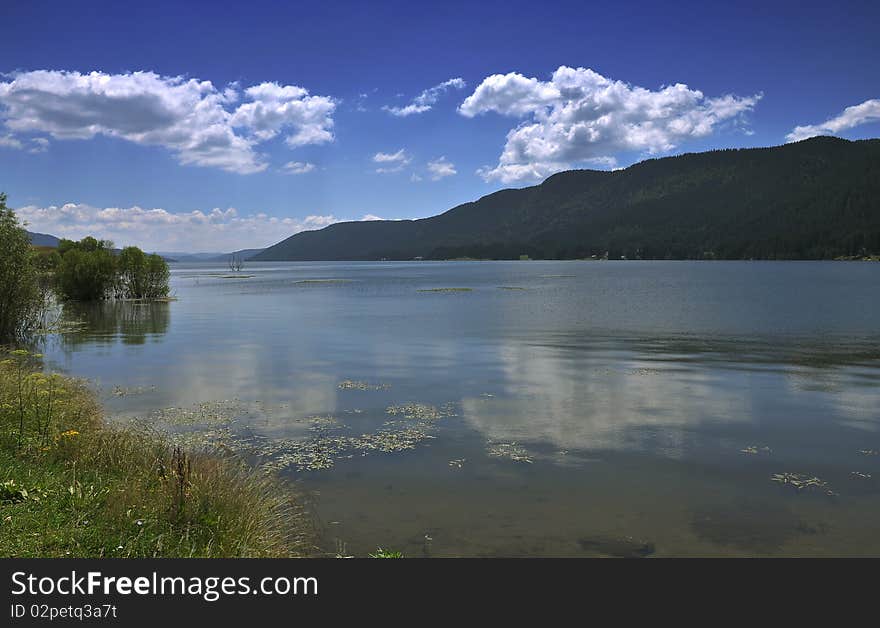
[{"xmin": 41, "ymin": 261, "xmax": 880, "ymax": 556}]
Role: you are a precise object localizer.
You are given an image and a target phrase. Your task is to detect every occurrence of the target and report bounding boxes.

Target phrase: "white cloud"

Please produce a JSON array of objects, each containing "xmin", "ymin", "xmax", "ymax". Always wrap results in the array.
[
  {"xmin": 0, "ymin": 133, "xmax": 49, "ymax": 153},
  {"xmin": 426, "ymin": 156, "xmax": 456, "ymax": 180},
  {"xmin": 280, "ymin": 161, "xmax": 316, "ymax": 174},
  {"xmin": 0, "ymin": 134, "xmax": 23, "ymax": 150},
  {"xmin": 786, "ymin": 98, "xmax": 880, "ymax": 142},
  {"xmin": 460, "ymin": 66, "xmax": 761, "ymax": 183},
  {"xmin": 230, "ymin": 82, "xmax": 335, "ymax": 147},
  {"xmin": 0, "ymin": 70, "xmax": 336, "ymax": 174},
  {"xmin": 372, "ymin": 148, "xmax": 410, "ymax": 173},
  {"xmin": 383, "ymin": 78, "xmax": 466, "ymax": 117},
  {"xmin": 28, "ymin": 137, "xmax": 49, "ymax": 153},
  {"xmin": 13, "ymin": 202, "xmax": 353, "ymax": 252}
]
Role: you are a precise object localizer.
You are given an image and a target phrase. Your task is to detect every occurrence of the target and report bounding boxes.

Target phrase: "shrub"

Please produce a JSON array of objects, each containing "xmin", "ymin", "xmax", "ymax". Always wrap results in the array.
[
  {"xmin": 55, "ymin": 237, "xmax": 118, "ymax": 301},
  {"xmin": 117, "ymin": 247, "xmax": 170, "ymax": 299},
  {"xmin": 55, "ymin": 239, "xmax": 170, "ymax": 301}
]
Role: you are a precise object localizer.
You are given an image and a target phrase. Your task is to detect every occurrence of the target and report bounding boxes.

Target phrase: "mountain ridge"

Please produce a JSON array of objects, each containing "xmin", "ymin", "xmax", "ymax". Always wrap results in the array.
[{"xmin": 254, "ymin": 137, "xmax": 880, "ymax": 261}]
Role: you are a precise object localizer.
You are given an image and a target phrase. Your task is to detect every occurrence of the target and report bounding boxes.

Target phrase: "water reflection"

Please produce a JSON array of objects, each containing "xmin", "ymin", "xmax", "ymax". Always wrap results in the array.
[
  {"xmin": 461, "ymin": 340, "xmax": 749, "ymax": 458},
  {"xmin": 61, "ymin": 301, "xmax": 170, "ymax": 346},
  {"xmin": 35, "ymin": 261, "xmax": 880, "ymax": 556}
]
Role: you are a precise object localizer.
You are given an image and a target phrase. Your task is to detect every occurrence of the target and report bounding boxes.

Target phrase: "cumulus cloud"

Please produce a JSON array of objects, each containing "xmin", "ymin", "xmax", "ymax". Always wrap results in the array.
[
  {"xmin": 459, "ymin": 66, "xmax": 761, "ymax": 183},
  {"xmin": 0, "ymin": 70, "xmax": 336, "ymax": 174},
  {"xmin": 383, "ymin": 77, "xmax": 466, "ymax": 117},
  {"xmin": 372, "ymin": 148, "xmax": 410, "ymax": 173},
  {"xmin": 11, "ymin": 202, "xmax": 383, "ymax": 252},
  {"xmin": 426, "ymin": 156, "xmax": 456, "ymax": 180},
  {"xmin": 280, "ymin": 161, "xmax": 316, "ymax": 174},
  {"xmin": 786, "ymin": 98, "xmax": 880, "ymax": 142}
]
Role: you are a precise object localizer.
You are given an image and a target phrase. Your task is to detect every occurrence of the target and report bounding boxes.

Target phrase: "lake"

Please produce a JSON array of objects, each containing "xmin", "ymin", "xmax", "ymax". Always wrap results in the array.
[{"xmin": 40, "ymin": 260, "xmax": 880, "ymax": 556}]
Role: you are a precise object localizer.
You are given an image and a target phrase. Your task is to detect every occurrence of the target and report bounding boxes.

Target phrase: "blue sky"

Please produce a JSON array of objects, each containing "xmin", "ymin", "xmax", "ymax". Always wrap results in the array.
[{"xmin": 1, "ymin": 0, "xmax": 878, "ymax": 251}]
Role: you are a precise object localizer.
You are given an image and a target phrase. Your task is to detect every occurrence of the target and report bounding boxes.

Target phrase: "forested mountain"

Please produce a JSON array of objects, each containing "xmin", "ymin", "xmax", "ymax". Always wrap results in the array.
[
  {"xmin": 254, "ymin": 137, "xmax": 880, "ymax": 261},
  {"xmin": 27, "ymin": 231, "xmax": 60, "ymax": 247}
]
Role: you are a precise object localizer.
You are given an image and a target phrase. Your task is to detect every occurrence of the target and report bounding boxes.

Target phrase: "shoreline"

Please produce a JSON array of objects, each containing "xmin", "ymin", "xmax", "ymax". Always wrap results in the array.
[{"xmin": 0, "ymin": 350, "xmax": 312, "ymax": 558}]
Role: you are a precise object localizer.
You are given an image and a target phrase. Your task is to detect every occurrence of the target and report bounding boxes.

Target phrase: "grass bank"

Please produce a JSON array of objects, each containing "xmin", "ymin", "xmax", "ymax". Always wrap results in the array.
[{"xmin": 0, "ymin": 349, "xmax": 311, "ymax": 557}]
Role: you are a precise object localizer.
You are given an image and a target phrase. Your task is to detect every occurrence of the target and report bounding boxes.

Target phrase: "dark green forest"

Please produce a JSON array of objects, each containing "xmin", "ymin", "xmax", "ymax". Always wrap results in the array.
[{"xmin": 254, "ymin": 136, "xmax": 880, "ymax": 261}]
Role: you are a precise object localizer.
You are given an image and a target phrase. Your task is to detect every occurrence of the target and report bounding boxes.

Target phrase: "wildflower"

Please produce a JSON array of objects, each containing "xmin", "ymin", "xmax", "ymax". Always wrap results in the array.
[{"xmin": 60, "ymin": 430, "xmax": 80, "ymax": 438}]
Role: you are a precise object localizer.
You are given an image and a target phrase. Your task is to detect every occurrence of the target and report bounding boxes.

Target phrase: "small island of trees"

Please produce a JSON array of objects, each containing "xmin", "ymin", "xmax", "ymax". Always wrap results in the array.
[{"xmin": 0, "ymin": 192, "xmax": 171, "ymax": 343}]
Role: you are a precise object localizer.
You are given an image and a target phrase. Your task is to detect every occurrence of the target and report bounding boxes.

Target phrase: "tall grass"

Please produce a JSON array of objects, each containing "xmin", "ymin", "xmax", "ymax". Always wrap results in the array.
[{"xmin": 0, "ymin": 349, "xmax": 311, "ymax": 558}]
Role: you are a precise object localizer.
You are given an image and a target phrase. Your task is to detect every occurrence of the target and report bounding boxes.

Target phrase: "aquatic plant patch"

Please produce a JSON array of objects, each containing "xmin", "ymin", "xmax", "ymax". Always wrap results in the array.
[
  {"xmin": 417, "ymin": 287, "xmax": 473, "ymax": 292},
  {"xmin": 161, "ymin": 400, "xmax": 459, "ymax": 473},
  {"xmin": 486, "ymin": 441, "xmax": 534, "ymax": 464},
  {"xmin": 386, "ymin": 402, "xmax": 455, "ymax": 421},
  {"xmin": 111, "ymin": 385, "xmax": 156, "ymax": 397},
  {"xmin": 771, "ymin": 473, "xmax": 836, "ymax": 496},
  {"xmin": 338, "ymin": 380, "xmax": 391, "ymax": 391},
  {"xmin": 740, "ymin": 445, "xmax": 772, "ymax": 455},
  {"xmin": 139, "ymin": 399, "xmax": 252, "ymax": 426}
]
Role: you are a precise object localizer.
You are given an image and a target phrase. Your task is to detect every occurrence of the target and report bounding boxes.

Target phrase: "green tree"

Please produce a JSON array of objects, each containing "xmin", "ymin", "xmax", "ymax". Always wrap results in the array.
[
  {"xmin": 143, "ymin": 253, "xmax": 170, "ymax": 299},
  {"xmin": 117, "ymin": 247, "xmax": 170, "ymax": 299},
  {"xmin": 55, "ymin": 238, "xmax": 117, "ymax": 301},
  {"xmin": 0, "ymin": 193, "xmax": 42, "ymax": 342},
  {"xmin": 117, "ymin": 246, "xmax": 147, "ymax": 298}
]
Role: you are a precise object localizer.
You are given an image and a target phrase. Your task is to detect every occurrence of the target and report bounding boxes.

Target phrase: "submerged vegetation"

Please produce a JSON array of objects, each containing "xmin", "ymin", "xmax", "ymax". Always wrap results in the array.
[
  {"xmin": 0, "ymin": 350, "xmax": 310, "ymax": 557},
  {"xmin": 338, "ymin": 380, "xmax": 391, "ymax": 391},
  {"xmin": 486, "ymin": 441, "xmax": 534, "ymax": 464},
  {"xmin": 770, "ymin": 473, "xmax": 836, "ymax": 496},
  {"xmin": 137, "ymin": 399, "xmax": 458, "ymax": 474}
]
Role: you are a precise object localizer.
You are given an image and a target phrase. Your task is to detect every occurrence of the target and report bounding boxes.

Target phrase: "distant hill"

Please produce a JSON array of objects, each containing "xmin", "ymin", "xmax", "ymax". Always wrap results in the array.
[
  {"xmin": 160, "ymin": 248, "xmax": 264, "ymax": 263},
  {"xmin": 27, "ymin": 231, "xmax": 60, "ymax": 247},
  {"xmin": 253, "ymin": 137, "xmax": 880, "ymax": 261},
  {"xmin": 205, "ymin": 248, "xmax": 265, "ymax": 262}
]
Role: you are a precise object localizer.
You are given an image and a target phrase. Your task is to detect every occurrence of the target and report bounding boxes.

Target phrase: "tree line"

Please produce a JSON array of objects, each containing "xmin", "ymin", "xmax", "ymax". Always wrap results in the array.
[{"xmin": 0, "ymin": 193, "xmax": 170, "ymax": 343}]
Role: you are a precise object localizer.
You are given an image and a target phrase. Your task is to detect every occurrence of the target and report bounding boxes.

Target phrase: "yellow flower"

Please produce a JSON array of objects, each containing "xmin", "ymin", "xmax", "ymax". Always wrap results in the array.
[{"xmin": 60, "ymin": 429, "xmax": 80, "ymax": 438}]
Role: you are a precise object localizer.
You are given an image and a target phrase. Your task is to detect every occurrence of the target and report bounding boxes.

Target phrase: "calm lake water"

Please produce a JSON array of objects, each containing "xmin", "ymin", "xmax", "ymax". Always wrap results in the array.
[{"xmin": 41, "ymin": 261, "xmax": 880, "ymax": 556}]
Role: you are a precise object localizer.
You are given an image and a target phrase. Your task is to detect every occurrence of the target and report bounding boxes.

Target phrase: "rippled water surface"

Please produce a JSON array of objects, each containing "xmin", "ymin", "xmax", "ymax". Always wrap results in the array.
[{"xmin": 41, "ymin": 261, "xmax": 880, "ymax": 556}]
